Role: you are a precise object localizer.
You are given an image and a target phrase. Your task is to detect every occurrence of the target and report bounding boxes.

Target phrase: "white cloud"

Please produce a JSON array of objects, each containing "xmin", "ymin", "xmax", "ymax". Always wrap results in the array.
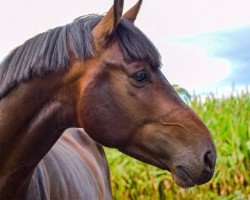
[
  {"xmin": 1, "ymin": 0, "xmax": 250, "ymax": 56},
  {"xmin": 158, "ymin": 41, "xmax": 231, "ymax": 90}
]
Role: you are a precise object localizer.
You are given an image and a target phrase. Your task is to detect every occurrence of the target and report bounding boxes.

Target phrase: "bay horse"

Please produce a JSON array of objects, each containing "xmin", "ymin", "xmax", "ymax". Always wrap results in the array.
[{"xmin": 0, "ymin": 0, "xmax": 216, "ymax": 199}]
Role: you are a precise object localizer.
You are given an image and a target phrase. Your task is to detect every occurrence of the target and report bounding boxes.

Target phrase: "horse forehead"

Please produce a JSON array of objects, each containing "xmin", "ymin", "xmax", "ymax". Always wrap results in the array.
[
  {"xmin": 101, "ymin": 41, "xmax": 125, "ymax": 62},
  {"xmin": 68, "ymin": 42, "xmax": 126, "ymax": 89}
]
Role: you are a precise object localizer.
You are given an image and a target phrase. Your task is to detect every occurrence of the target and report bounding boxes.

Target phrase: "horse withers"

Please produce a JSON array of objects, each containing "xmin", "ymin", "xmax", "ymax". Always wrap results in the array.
[{"xmin": 0, "ymin": 0, "xmax": 216, "ymax": 199}]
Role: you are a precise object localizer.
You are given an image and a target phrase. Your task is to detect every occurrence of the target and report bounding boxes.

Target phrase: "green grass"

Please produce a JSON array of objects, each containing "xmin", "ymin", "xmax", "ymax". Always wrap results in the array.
[{"xmin": 105, "ymin": 90, "xmax": 250, "ymax": 200}]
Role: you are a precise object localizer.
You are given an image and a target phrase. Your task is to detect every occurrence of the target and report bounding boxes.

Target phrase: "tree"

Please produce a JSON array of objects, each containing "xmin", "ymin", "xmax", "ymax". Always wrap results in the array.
[{"xmin": 172, "ymin": 84, "xmax": 191, "ymax": 103}]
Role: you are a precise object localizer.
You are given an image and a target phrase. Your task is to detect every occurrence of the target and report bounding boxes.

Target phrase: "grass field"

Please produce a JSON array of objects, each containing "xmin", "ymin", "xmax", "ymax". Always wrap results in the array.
[{"xmin": 105, "ymin": 90, "xmax": 250, "ymax": 200}]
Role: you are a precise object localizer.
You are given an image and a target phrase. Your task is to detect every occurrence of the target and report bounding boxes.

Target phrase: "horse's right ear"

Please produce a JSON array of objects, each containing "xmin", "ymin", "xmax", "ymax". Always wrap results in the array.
[
  {"xmin": 92, "ymin": 0, "xmax": 124, "ymax": 52},
  {"xmin": 122, "ymin": 0, "xmax": 142, "ymax": 22}
]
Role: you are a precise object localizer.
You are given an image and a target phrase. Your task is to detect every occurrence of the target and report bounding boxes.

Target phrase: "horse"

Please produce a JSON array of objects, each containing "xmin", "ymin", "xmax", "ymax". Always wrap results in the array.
[{"xmin": 0, "ymin": 0, "xmax": 216, "ymax": 199}]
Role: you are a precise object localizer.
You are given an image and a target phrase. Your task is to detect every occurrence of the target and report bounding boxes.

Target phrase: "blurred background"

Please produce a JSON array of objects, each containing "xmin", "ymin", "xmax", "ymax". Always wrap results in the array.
[{"xmin": 1, "ymin": 0, "xmax": 249, "ymax": 199}]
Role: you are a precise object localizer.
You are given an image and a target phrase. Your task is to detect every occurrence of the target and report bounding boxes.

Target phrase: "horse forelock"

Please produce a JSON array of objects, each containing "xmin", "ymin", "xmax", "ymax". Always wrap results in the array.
[{"xmin": 0, "ymin": 15, "xmax": 161, "ymax": 99}]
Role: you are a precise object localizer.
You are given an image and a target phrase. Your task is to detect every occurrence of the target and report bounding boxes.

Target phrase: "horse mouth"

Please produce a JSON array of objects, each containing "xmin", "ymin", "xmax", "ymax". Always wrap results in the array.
[
  {"xmin": 171, "ymin": 166, "xmax": 196, "ymax": 188},
  {"xmin": 143, "ymin": 154, "xmax": 195, "ymax": 188},
  {"xmin": 154, "ymin": 158, "xmax": 195, "ymax": 188},
  {"xmin": 120, "ymin": 146, "xmax": 197, "ymax": 188}
]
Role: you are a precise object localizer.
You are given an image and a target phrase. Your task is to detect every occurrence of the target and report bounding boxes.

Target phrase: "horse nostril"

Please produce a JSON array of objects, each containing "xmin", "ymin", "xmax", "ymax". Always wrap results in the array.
[{"xmin": 204, "ymin": 151, "xmax": 214, "ymax": 172}]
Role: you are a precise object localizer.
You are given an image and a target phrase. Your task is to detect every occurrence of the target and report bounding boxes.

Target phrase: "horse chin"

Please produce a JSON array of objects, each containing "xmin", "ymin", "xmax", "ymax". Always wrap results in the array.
[
  {"xmin": 156, "ymin": 163, "xmax": 197, "ymax": 188},
  {"xmin": 171, "ymin": 172, "xmax": 196, "ymax": 188},
  {"xmin": 153, "ymin": 159, "xmax": 196, "ymax": 188},
  {"xmin": 173, "ymin": 177, "xmax": 195, "ymax": 188}
]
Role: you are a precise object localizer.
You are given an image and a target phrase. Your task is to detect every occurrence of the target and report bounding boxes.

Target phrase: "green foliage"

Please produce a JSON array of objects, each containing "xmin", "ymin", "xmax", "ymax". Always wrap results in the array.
[{"xmin": 105, "ymin": 90, "xmax": 250, "ymax": 199}]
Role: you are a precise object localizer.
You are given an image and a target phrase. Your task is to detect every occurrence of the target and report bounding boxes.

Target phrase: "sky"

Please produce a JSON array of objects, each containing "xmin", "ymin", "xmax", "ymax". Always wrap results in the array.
[{"xmin": 1, "ymin": 0, "xmax": 250, "ymax": 95}]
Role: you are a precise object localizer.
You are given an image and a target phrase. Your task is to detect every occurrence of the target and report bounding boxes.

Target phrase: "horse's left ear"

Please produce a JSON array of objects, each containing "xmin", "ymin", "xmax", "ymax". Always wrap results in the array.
[
  {"xmin": 122, "ymin": 0, "xmax": 142, "ymax": 22},
  {"xmin": 92, "ymin": 0, "xmax": 124, "ymax": 51}
]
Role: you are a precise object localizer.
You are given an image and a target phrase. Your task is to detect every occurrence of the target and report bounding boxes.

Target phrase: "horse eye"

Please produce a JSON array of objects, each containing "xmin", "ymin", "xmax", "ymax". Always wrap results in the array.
[{"xmin": 131, "ymin": 70, "xmax": 149, "ymax": 83}]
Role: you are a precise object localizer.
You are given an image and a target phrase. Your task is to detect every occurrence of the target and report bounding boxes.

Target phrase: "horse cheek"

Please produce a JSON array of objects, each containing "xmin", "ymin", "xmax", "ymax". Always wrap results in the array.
[{"xmin": 77, "ymin": 79, "xmax": 132, "ymax": 147}]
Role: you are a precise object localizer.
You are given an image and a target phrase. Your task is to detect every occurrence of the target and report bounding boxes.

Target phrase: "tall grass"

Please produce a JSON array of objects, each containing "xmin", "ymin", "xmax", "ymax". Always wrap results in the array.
[{"xmin": 105, "ymin": 90, "xmax": 250, "ymax": 199}]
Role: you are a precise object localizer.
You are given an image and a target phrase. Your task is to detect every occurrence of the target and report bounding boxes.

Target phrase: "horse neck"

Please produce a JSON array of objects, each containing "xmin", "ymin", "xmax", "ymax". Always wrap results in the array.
[{"xmin": 0, "ymin": 64, "xmax": 84, "ymax": 197}]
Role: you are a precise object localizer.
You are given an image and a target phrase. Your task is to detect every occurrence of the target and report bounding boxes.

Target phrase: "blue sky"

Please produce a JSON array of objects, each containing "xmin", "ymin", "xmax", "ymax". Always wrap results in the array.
[
  {"xmin": 168, "ymin": 25, "xmax": 250, "ymax": 94},
  {"xmin": 0, "ymin": 0, "xmax": 250, "ymax": 95},
  {"xmin": 179, "ymin": 25, "xmax": 250, "ymax": 86}
]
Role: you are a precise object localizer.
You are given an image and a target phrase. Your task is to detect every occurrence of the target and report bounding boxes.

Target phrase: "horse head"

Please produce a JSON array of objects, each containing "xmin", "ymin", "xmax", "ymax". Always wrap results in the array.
[{"xmin": 75, "ymin": 0, "xmax": 216, "ymax": 188}]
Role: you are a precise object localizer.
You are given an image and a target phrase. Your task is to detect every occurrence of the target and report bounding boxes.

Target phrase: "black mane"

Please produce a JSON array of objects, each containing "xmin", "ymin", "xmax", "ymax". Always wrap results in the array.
[{"xmin": 0, "ymin": 15, "xmax": 161, "ymax": 98}]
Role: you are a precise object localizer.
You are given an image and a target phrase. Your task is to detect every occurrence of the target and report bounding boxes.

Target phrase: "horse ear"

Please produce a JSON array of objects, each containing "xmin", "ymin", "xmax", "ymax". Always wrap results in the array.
[
  {"xmin": 122, "ymin": 0, "xmax": 142, "ymax": 22},
  {"xmin": 92, "ymin": 0, "xmax": 124, "ymax": 51}
]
